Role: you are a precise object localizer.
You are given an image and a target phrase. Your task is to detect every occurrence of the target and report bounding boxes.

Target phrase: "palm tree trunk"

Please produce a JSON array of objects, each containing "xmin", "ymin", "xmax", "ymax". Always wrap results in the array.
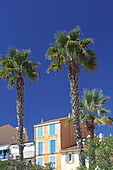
[
  {"xmin": 16, "ymin": 74, "xmax": 24, "ymax": 161},
  {"xmin": 86, "ymin": 119, "xmax": 95, "ymax": 167},
  {"xmin": 86, "ymin": 118, "xmax": 95, "ymax": 139},
  {"xmin": 68, "ymin": 60, "xmax": 85, "ymax": 166}
]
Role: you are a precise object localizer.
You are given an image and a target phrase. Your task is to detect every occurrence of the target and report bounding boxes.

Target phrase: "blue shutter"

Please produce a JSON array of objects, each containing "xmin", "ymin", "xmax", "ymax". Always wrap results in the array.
[
  {"xmin": 50, "ymin": 140, "xmax": 56, "ymax": 153},
  {"xmin": 36, "ymin": 142, "xmax": 38, "ymax": 155},
  {"xmin": 50, "ymin": 156, "xmax": 56, "ymax": 168},
  {"xmin": 38, "ymin": 157, "xmax": 43, "ymax": 166},
  {"xmin": 38, "ymin": 141, "xmax": 43, "ymax": 155},
  {"xmin": 49, "ymin": 124, "xmax": 55, "ymax": 135},
  {"xmin": 65, "ymin": 153, "xmax": 68, "ymax": 163},
  {"xmin": 38, "ymin": 142, "xmax": 40, "ymax": 154},
  {"xmin": 38, "ymin": 126, "xmax": 43, "ymax": 138},
  {"xmin": 0, "ymin": 150, "xmax": 2, "ymax": 160},
  {"xmin": 72, "ymin": 152, "xmax": 74, "ymax": 163}
]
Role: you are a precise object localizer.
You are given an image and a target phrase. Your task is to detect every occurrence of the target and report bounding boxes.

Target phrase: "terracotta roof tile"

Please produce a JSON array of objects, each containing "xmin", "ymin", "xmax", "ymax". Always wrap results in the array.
[
  {"xmin": 61, "ymin": 144, "xmax": 87, "ymax": 152},
  {"xmin": 34, "ymin": 117, "xmax": 68, "ymax": 126}
]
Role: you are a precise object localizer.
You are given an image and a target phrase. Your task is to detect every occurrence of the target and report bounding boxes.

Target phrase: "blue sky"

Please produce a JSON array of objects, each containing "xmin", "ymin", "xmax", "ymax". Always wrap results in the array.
[{"xmin": 0, "ymin": 0, "xmax": 113, "ymax": 140}]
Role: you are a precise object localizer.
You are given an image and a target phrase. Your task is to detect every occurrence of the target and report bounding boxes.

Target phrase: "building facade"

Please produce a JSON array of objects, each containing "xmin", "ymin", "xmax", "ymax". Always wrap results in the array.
[
  {"xmin": 60, "ymin": 145, "xmax": 89, "ymax": 170},
  {"xmin": 0, "ymin": 124, "xmax": 28, "ymax": 145},
  {"xmin": 34, "ymin": 114, "xmax": 88, "ymax": 169},
  {"xmin": 0, "ymin": 141, "xmax": 35, "ymax": 163},
  {"xmin": 10, "ymin": 141, "xmax": 35, "ymax": 163}
]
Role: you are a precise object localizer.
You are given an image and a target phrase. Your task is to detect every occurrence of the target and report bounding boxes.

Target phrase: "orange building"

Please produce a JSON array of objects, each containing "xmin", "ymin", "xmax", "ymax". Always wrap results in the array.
[{"xmin": 34, "ymin": 114, "xmax": 88, "ymax": 170}]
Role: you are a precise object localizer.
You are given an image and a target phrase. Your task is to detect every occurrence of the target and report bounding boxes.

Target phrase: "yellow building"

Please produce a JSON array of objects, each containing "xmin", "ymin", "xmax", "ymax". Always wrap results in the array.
[{"xmin": 34, "ymin": 114, "xmax": 88, "ymax": 170}]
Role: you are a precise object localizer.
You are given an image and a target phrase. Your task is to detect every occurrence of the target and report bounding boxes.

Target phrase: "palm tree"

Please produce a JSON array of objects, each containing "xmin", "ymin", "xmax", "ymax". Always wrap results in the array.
[
  {"xmin": 46, "ymin": 26, "xmax": 97, "ymax": 166},
  {"xmin": 80, "ymin": 89, "xmax": 112, "ymax": 139},
  {"xmin": 0, "ymin": 48, "xmax": 40, "ymax": 161},
  {"xmin": 67, "ymin": 89, "xmax": 112, "ymax": 167},
  {"xmin": 80, "ymin": 89, "xmax": 113, "ymax": 167}
]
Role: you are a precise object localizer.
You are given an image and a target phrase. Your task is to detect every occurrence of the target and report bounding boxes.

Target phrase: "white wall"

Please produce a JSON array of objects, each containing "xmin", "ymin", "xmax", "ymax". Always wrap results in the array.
[
  {"xmin": 10, "ymin": 141, "xmax": 35, "ymax": 160},
  {"xmin": 61, "ymin": 152, "xmax": 89, "ymax": 170}
]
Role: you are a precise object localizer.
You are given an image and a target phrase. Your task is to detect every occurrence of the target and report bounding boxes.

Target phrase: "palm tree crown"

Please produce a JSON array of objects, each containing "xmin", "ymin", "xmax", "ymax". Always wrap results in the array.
[
  {"xmin": 46, "ymin": 26, "xmax": 97, "ymax": 73},
  {"xmin": 0, "ymin": 48, "xmax": 40, "ymax": 87},
  {"xmin": 80, "ymin": 89, "xmax": 112, "ymax": 134}
]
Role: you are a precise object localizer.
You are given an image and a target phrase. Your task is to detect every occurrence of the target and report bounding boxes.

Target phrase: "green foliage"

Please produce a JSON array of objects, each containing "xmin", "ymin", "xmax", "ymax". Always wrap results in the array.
[
  {"xmin": 46, "ymin": 26, "xmax": 97, "ymax": 73},
  {"xmin": 79, "ymin": 136, "xmax": 113, "ymax": 170},
  {"xmin": 0, "ymin": 48, "xmax": 40, "ymax": 87},
  {"xmin": 0, "ymin": 159, "xmax": 54, "ymax": 170},
  {"xmin": 67, "ymin": 89, "xmax": 112, "ymax": 127},
  {"xmin": 80, "ymin": 89, "xmax": 112, "ymax": 126}
]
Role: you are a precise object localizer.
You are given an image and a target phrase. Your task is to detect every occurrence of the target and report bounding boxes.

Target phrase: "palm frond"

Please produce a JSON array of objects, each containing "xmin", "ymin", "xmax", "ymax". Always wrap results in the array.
[
  {"xmin": 55, "ymin": 31, "xmax": 68, "ymax": 47},
  {"xmin": 8, "ymin": 78, "xmax": 16, "ymax": 88},
  {"xmin": 101, "ymin": 116, "xmax": 113, "ymax": 126},
  {"xmin": 46, "ymin": 62, "xmax": 63, "ymax": 73},
  {"xmin": 98, "ymin": 108, "xmax": 111, "ymax": 116},
  {"xmin": 80, "ymin": 38, "xmax": 94, "ymax": 47},
  {"xmin": 69, "ymin": 26, "xmax": 81, "ymax": 40},
  {"xmin": 100, "ymin": 97, "xmax": 110, "ymax": 105}
]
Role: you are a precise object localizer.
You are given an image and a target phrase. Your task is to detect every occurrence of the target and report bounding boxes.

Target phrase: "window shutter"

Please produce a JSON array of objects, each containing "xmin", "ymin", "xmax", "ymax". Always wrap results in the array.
[
  {"xmin": 38, "ymin": 126, "xmax": 43, "ymax": 137},
  {"xmin": 36, "ymin": 127, "xmax": 38, "ymax": 138},
  {"xmin": 49, "ymin": 140, "xmax": 51, "ymax": 153},
  {"xmin": 49, "ymin": 124, "xmax": 55, "ymax": 135},
  {"xmin": 65, "ymin": 153, "xmax": 68, "ymax": 163},
  {"xmin": 50, "ymin": 140, "xmax": 56, "ymax": 153},
  {"xmin": 38, "ymin": 142, "xmax": 40, "ymax": 155},
  {"xmin": 50, "ymin": 125, "xmax": 52, "ymax": 135},
  {"xmin": 50, "ymin": 156, "xmax": 56, "ymax": 168},
  {"xmin": 38, "ymin": 157, "xmax": 43, "ymax": 166},
  {"xmin": 38, "ymin": 141, "xmax": 43, "ymax": 155},
  {"xmin": 36, "ymin": 142, "xmax": 38, "ymax": 155},
  {"xmin": 72, "ymin": 152, "xmax": 74, "ymax": 163},
  {"xmin": 54, "ymin": 139, "xmax": 56, "ymax": 152}
]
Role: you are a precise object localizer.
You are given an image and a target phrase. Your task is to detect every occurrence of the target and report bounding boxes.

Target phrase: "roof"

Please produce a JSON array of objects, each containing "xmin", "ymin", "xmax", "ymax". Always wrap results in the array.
[
  {"xmin": 60, "ymin": 144, "xmax": 78, "ymax": 152},
  {"xmin": 34, "ymin": 116, "xmax": 68, "ymax": 126},
  {"xmin": 0, "ymin": 124, "xmax": 14, "ymax": 128},
  {"xmin": 60, "ymin": 144, "xmax": 87, "ymax": 152},
  {"xmin": 11, "ymin": 140, "xmax": 35, "ymax": 145}
]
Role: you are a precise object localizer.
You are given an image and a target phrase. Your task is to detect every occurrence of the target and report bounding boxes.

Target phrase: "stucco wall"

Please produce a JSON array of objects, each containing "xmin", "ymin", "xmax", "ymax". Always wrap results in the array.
[
  {"xmin": 10, "ymin": 141, "xmax": 35, "ymax": 160},
  {"xmin": 61, "ymin": 152, "xmax": 89, "ymax": 170},
  {"xmin": 35, "ymin": 122, "xmax": 61, "ymax": 169},
  {"xmin": 61, "ymin": 121, "xmax": 88, "ymax": 149},
  {"xmin": 0, "ymin": 125, "xmax": 28, "ymax": 145},
  {"xmin": 0, "ymin": 125, "xmax": 18, "ymax": 145}
]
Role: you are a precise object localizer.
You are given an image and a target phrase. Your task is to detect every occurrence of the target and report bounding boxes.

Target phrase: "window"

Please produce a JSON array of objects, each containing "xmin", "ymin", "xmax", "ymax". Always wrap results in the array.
[
  {"xmin": 37, "ymin": 126, "xmax": 43, "ymax": 138},
  {"xmin": 38, "ymin": 141, "xmax": 44, "ymax": 155},
  {"xmin": 49, "ymin": 155, "xmax": 56, "ymax": 169},
  {"xmin": 0, "ymin": 151, "xmax": 3, "ymax": 160},
  {"xmin": 49, "ymin": 124, "xmax": 56, "ymax": 136},
  {"xmin": 69, "ymin": 153, "xmax": 72, "ymax": 161},
  {"xmin": 49, "ymin": 139, "xmax": 56, "ymax": 153},
  {"xmin": 65, "ymin": 152, "xmax": 74, "ymax": 163},
  {"xmin": 37, "ymin": 157, "xmax": 44, "ymax": 166}
]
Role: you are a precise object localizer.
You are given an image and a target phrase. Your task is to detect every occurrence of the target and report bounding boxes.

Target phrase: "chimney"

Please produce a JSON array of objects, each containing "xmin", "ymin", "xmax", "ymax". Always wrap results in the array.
[
  {"xmin": 68, "ymin": 112, "xmax": 71, "ymax": 118},
  {"xmin": 41, "ymin": 118, "xmax": 44, "ymax": 123},
  {"xmin": 99, "ymin": 133, "xmax": 104, "ymax": 141}
]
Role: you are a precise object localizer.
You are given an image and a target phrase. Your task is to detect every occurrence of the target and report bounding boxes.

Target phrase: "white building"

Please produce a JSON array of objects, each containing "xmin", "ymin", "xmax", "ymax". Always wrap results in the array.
[
  {"xmin": 60, "ymin": 144, "xmax": 89, "ymax": 170},
  {"xmin": 0, "ymin": 141, "xmax": 35, "ymax": 163},
  {"xmin": 10, "ymin": 141, "xmax": 35, "ymax": 163}
]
